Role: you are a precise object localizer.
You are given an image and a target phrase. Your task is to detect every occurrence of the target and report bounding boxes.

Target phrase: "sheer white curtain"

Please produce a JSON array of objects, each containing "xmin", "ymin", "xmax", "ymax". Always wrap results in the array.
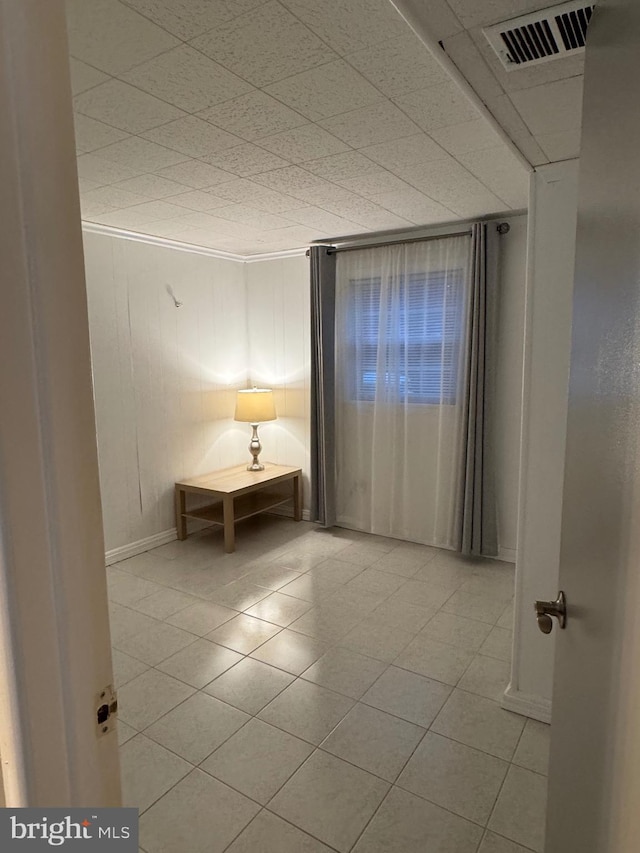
[{"xmin": 335, "ymin": 236, "xmax": 471, "ymax": 548}]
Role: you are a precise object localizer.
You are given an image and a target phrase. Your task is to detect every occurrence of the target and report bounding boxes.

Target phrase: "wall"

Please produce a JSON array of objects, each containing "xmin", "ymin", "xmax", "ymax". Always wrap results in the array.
[
  {"xmin": 83, "ymin": 231, "xmax": 249, "ymax": 556},
  {"xmin": 505, "ymin": 161, "xmax": 579, "ymax": 722},
  {"xmin": 245, "ymin": 254, "xmax": 311, "ymax": 513},
  {"xmin": 86, "ymin": 218, "xmax": 524, "ymax": 558}
]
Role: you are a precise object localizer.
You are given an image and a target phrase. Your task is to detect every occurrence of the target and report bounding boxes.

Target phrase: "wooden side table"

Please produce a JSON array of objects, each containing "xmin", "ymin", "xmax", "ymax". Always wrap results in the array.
[{"xmin": 175, "ymin": 462, "xmax": 302, "ymax": 553}]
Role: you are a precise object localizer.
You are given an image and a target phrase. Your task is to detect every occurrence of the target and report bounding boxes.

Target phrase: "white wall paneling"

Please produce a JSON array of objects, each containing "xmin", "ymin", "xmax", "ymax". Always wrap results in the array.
[
  {"xmin": 505, "ymin": 161, "xmax": 579, "ymax": 721},
  {"xmin": 84, "ymin": 230, "xmax": 249, "ymax": 551},
  {"xmin": 245, "ymin": 255, "xmax": 312, "ymax": 511}
]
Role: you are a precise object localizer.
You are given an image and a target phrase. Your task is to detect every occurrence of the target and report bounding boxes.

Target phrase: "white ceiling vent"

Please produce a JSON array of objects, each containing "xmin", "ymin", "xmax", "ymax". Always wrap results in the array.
[{"xmin": 484, "ymin": 1, "xmax": 594, "ymax": 71}]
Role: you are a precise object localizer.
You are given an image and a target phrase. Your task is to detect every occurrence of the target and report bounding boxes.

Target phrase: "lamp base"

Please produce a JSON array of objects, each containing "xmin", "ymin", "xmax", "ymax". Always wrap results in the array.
[{"xmin": 247, "ymin": 423, "xmax": 265, "ymax": 471}]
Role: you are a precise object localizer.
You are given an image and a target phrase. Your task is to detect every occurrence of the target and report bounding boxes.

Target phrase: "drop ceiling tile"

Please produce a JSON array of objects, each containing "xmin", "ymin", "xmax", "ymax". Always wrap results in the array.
[
  {"xmin": 112, "ymin": 174, "xmax": 192, "ymax": 199},
  {"xmin": 96, "ymin": 137, "xmax": 189, "ymax": 171},
  {"xmin": 213, "ymin": 206, "xmax": 295, "ymax": 229},
  {"xmin": 141, "ymin": 218, "xmax": 201, "ymax": 238},
  {"xmin": 336, "ymin": 170, "xmax": 415, "ymax": 199},
  {"xmin": 251, "ymin": 165, "xmax": 335, "ymax": 197},
  {"xmin": 445, "ymin": 0, "xmax": 546, "ymax": 29},
  {"xmin": 449, "ymin": 194, "xmax": 508, "ymax": 218},
  {"xmin": 537, "ymin": 129, "xmax": 581, "ymax": 162},
  {"xmin": 191, "ymin": 1, "xmax": 337, "ymax": 87},
  {"xmin": 169, "ymin": 190, "xmax": 235, "ymax": 212},
  {"xmin": 209, "ymin": 178, "xmax": 303, "ymax": 210},
  {"xmin": 73, "ymin": 114, "xmax": 130, "ymax": 154},
  {"xmin": 142, "ymin": 116, "xmax": 243, "ymax": 158},
  {"xmin": 318, "ymin": 193, "xmax": 410, "ymax": 226},
  {"xmin": 80, "ymin": 199, "xmax": 116, "ymax": 218},
  {"xmin": 278, "ymin": 0, "xmax": 411, "ymax": 55},
  {"xmin": 81, "ymin": 186, "xmax": 149, "ymax": 209},
  {"xmin": 394, "ymin": 0, "xmax": 465, "ymax": 41},
  {"xmin": 120, "ymin": 0, "xmax": 238, "ymax": 40},
  {"xmin": 264, "ymin": 61, "xmax": 383, "ymax": 122},
  {"xmin": 129, "ymin": 200, "xmax": 197, "ymax": 222},
  {"xmin": 395, "ymin": 157, "xmax": 508, "ymax": 212},
  {"xmin": 394, "ymin": 82, "xmax": 479, "ymax": 132},
  {"xmin": 65, "ymin": 0, "xmax": 179, "ymax": 75},
  {"xmin": 509, "ymin": 76, "xmax": 584, "ymax": 136},
  {"xmin": 199, "ymin": 91, "xmax": 308, "ymax": 142},
  {"xmin": 76, "ymin": 153, "xmax": 146, "ymax": 186},
  {"xmin": 89, "ymin": 208, "xmax": 171, "ymax": 229},
  {"xmin": 430, "ymin": 118, "xmax": 503, "ymax": 157},
  {"xmin": 122, "ymin": 46, "xmax": 252, "ymax": 114},
  {"xmin": 173, "ymin": 211, "xmax": 244, "ymax": 231},
  {"xmin": 321, "ymin": 198, "xmax": 415, "ymax": 231},
  {"xmin": 68, "ymin": 58, "xmax": 109, "ymax": 96},
  {"xmin": 74, "ymin": 80, "xmax": 187, "ymax": 134},
  {"xmin": 201, "ymin": 143, "xmax": 290, "ymax": 177},
  {"xmin": 368, "ymin": 187, "xmax": 455, "ymax": 223},
  {"xmin": 286, "ymin": 206, "xmax": 365, "ymax": 235},
  {"xmin": 225, "ymin": 0, "xmax": 266, "ymax": 16},
  {"xmin": 458, "ymin": 147, "xmax": 529, "ymax": 208},
  {"xmin": 512, "ymin": 132, "xmax": 548, "ymax": 166},
  {"xmin": 78, "ymin": 178, "xmax": 103, "ymax": 193},
  {"xmin": 485, "ymin": 94, "xmax": 530, "ymax": 138},
  {"xmin": 156, "ymin": 160, "xmax": 236, "ymax": 188},
  {"xmin": 345, "ymin": 35, "xmax": 450, "ymax": 98},
  {"xmin": 258, "ymin": 125, "xmax": 349, "ymax": 164},
  {"xmin": 288, "ymin": 183, "xmax": 356, "ymax": 208},
  {"xmin": 257, "ymin": 224, "xmax": 320, "ymax": 245},
  {"xmin": 360, "ymin": 134, "xmax": 445, "ymax": 171},
  {"xmin": 303, "ymin": 151, "xmax": 381, "ymax": 182},
  {"xmin": 320, "ymin": 102, "xmax": 422, "ymax": 148}
]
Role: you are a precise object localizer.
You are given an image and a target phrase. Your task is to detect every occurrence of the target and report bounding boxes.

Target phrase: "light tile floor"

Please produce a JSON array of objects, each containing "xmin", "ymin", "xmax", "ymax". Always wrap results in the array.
[{"xmin": 109, "ymin": 517, "xmax": 549, "ymax": 853}]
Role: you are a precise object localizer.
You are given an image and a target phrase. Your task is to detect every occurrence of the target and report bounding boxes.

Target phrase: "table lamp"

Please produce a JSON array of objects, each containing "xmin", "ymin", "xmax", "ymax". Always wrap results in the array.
[{"xmin": 234, "ymin": 387, "xmax": 277, "ymax": 471}]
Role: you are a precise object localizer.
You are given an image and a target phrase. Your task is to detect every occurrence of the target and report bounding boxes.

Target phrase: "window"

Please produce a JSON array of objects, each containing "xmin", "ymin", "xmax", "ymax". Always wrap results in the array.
[{"xmin": 344, "ymin": 270, "xmax": 466, "ymax": 404}]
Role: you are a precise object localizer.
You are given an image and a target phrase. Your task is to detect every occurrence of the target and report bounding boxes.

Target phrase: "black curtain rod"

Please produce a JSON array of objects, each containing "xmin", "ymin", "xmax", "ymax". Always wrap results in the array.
[{"xmin": 306, "ymin": 222, "xmax": 509, "ymax": 256}]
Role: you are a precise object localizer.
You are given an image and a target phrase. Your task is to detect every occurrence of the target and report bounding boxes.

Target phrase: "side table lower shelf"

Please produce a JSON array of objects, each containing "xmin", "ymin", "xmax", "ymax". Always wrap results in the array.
[{"xmin": 175, "ymin": 463, "xmax": 302, "ymax": 553}]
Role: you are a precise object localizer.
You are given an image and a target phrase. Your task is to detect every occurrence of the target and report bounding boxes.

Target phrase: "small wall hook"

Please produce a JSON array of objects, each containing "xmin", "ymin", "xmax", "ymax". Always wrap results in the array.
[{"xmin": 166, "ymin": 285, "xmax": 183, "ymax": 308}]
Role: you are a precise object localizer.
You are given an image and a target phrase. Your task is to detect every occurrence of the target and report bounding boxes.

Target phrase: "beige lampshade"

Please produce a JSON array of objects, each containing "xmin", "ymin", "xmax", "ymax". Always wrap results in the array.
[{"xmin": 234, "ymin": 388, "xmax": 277, "ymax": 423}]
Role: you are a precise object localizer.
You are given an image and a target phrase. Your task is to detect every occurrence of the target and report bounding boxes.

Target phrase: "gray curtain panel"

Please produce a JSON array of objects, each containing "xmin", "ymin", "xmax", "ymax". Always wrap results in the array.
[
  {"xmin": 309, "ymin": 245, "xmax": 337, "ymax": 526},
  {"xmin": 460, "ymin": 222, "xmax": 499, "ymax": 556}
]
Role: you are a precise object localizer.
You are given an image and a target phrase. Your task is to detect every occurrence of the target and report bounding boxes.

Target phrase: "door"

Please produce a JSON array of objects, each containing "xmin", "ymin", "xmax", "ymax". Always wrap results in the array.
[
  {"xmin": 0, "ymin": 0, "xmax": 120, "ymax": 805},
  {"xmin": 546, "ymin": 1, "xmax": 640, "ymax": 850}
]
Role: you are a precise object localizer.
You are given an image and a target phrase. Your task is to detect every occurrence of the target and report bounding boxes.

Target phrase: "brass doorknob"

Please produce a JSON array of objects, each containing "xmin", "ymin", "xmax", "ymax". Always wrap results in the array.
[{"xmin": 534, "ymin": 591, "xmax": 567, "ymax": 634}]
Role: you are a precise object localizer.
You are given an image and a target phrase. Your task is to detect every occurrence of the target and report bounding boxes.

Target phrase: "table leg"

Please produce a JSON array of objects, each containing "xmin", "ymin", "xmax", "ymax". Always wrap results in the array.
[
  {"xmin": 293, "ymin": 474, "xmax": 302, "ymax": 521},
  {"xmin": 175, "ymin": 486, "xmax": 187, "ymax": 540},
  {"xmin": 223, "ymin": 495, "xmax": 235, "ymax": 553}
]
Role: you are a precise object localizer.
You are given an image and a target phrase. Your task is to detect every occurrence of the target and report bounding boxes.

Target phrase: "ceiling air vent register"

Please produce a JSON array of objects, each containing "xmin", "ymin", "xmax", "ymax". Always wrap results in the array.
[{"xmin": 484, "ymin": 0, "xmax": 594, "ymax": 71}]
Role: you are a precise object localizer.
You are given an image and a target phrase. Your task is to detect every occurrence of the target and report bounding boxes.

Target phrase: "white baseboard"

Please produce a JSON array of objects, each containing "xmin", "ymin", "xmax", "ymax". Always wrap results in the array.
[
  {"xmin": 497, "ymin": 547, "xmax": 517, "ymax": 563},
  {"xmin": 105, "ymin": 528, "xmax": 177, "ymax": 566},
  {"xmin": 502, "ymin": 682, "xmax": 552, "ymax": 723}
]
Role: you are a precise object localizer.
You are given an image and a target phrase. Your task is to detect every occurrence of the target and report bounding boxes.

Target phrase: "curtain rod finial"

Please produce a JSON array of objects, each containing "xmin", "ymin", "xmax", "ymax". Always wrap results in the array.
[{"xmin": 497, "ymin": 222, "xmax": 510, "ymax": 235}]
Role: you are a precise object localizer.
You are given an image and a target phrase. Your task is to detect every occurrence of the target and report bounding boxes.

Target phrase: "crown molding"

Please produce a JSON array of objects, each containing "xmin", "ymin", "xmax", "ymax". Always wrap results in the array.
[
  {"xmin": 243, "ymin": 247, "xmax": 308, "ymax": 262},
  {"xmin": 81, "ymin": 222, "xmax": 309, "ymax": 263}
]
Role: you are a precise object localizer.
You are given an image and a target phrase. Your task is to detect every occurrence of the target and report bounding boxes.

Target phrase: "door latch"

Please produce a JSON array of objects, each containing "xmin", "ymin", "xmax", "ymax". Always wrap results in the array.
[
  {"xmin": 534, "ymin": 591, "xmax": 567, "ymax": 634},
  {"xmin": 96, "ymin": 685, "xmax": 118, "ymax": 737}
]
